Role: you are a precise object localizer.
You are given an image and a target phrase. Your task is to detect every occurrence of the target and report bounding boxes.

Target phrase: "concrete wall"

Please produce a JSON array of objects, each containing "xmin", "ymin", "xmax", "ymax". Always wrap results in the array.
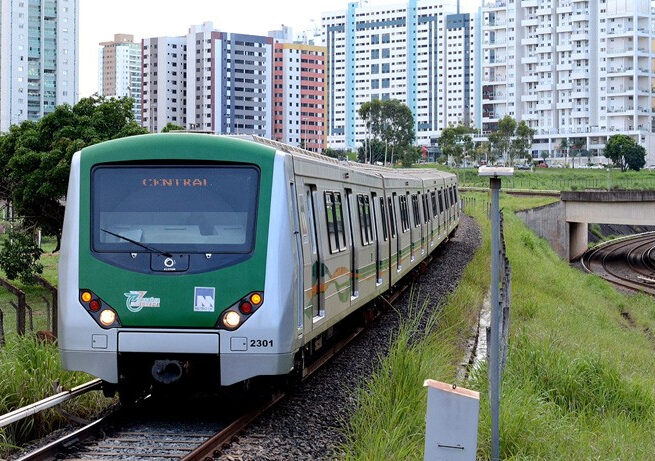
[{"xmin": 516, "ymin": 202, "xmax": 568, "ymax": 260}]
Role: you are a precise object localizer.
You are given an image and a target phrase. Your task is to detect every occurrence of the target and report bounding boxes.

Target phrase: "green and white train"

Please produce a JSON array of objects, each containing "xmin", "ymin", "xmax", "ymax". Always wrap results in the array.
[{"xmin": 59, "ymin": 134, "xmax": 459, "ymax": 397}]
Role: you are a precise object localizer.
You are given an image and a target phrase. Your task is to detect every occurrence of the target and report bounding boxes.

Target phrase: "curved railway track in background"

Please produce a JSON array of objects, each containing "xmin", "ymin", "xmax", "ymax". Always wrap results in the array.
[{"xmin": 581, "ymin": 232, "xmax": 655, "ymax": 296}]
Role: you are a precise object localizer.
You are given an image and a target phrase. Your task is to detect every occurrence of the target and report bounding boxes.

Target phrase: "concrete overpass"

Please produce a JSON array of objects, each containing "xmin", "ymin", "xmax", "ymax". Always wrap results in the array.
[
  {"xmin": 562, "ymin": 191, "xmax": 655, "ymax": 260},
  {"xmin": 517, "ymin": 191, "xmax": 655, "ymax": 261}
]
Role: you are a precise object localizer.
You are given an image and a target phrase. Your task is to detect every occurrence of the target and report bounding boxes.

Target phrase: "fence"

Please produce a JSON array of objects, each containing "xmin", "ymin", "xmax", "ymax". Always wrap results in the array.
[
  {"xmin": 0, "ymin": 275, "xmax": 57, "ymax": 344},
  {"xmin": 460, "ymin": 175, "xmax": 655, "ymax": 192},
  {"xmin": 484, "ymin": 211, "xmax": 512, "ymax": 377}
]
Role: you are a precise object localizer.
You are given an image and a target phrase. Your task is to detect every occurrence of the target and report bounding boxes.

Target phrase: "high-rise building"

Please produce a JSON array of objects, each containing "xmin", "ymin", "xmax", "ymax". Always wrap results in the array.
[
  {"xmin": 98, "ymin": 34, "xmax": 142, "ymax": 124},
  {"xmin": 321, "ymin": 0, "xmax": 481, "ymax": 150},
  {"xmin": 482, "ymin": 0, "xmax": 655, "ymax": 165},
  {"xmin": 272, "ymin": 41, "xmax": 327, "ymax": 151},
  {"xmin": 142, "ymin": 22, "xmax": 274, "ymax": 136},
  {"xmin": 0, "ymin": 0, "xmax": 78, "ymax": 132}
]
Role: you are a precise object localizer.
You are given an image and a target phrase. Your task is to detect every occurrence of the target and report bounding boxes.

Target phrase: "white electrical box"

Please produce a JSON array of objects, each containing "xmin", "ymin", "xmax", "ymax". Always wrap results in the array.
[{"xmin": 424, "ymin": 379, "xmax": 480, "ymax": 461}]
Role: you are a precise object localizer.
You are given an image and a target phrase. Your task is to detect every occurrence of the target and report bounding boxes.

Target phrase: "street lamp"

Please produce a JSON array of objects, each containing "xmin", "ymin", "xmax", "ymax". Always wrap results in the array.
[{"xmin": 478, "ymin": 165, "xmax": 514, "ymax": 461}]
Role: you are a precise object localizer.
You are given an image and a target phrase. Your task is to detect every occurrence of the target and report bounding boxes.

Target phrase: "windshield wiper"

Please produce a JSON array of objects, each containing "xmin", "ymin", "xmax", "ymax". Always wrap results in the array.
[{"xmin": 100, "ymin": 228, "xmax": 172, "ymax": 257}]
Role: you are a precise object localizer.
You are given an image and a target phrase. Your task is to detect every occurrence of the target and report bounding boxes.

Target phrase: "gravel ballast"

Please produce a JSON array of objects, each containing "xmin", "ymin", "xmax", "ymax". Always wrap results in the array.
[{"xmin": 217, "ymin": 214, "xmax": 481, "ymax": 460}]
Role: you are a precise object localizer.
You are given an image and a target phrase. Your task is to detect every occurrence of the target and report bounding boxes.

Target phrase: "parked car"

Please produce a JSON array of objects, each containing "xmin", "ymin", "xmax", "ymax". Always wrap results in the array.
[{"xmin": 536, "ymin": 163, "xmax": 549, "ymax": 168}]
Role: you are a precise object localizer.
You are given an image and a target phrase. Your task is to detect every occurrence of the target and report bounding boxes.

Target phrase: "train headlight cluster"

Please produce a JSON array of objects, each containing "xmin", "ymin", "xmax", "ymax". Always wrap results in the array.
[
  {"xmin": 218, "ymin": 291, "xmax": 263, "ymax": 330},
  {"xmin": 79, "ymin": 289, "xmax": 121, "ymax": 329}
]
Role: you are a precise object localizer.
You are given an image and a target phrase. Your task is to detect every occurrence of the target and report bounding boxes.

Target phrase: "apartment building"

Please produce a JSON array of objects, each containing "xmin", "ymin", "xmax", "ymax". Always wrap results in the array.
[
  {"xmin": 272, "ymin": 42, "xmax": 327, "ymax": 151},
  {"xmin": 0, "ymin": 0, "xmax": 78, "ymax": 132},
  {"xmin": 98, "ymin": 34, "xmax": 142, "ymax": 124},
  {"xmin": 142, "ymin": 22, "xmax": 274, "ymax": 137},
  {"xmin": 321, "ymin": 0, "xmax": 481, "ymax": 150},
  {"xmin": 482, "ymin": 0, "xmax": 655, "ymax": 165}
]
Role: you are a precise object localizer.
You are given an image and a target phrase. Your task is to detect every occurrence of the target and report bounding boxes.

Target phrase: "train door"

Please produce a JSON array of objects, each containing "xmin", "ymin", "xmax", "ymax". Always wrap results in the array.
[
  {"xmin": 371, "ymin": 192, "xmax": 382, "ymax": 285},
  {"xmin": 301, "ymin": 186, "xmax": 322, "ymax": 335},
  {"xmin": 409, "ymin": 193, "xmax": 417, "ymax": 262},
  {"xmin": 345, "ymin": 189, "xmax": 358, "ymax": 298},
  {"xmin": 418, "ymin": 192, "xmax": 425, "ymax": 256}
]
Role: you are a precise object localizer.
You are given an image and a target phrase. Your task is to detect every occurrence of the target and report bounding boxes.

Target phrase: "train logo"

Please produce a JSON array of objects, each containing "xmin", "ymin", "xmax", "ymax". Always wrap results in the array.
[
  {"xmin": 124, "ymin": 291, "xmax": 161, "ymax": 313},
  {"xmin": 193, "ymin": 287, "xmax": 215, "ymax": 312}
]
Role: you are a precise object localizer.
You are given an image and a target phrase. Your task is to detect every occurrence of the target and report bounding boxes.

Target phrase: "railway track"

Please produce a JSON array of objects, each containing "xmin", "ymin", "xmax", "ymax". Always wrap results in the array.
[
  {"xmin": 581, "ymin": 232, "xmax": 655, "ymax": 296},
  {"xmin": 7, "ymin": 258, "xmax": 420, "ymax": 461}
]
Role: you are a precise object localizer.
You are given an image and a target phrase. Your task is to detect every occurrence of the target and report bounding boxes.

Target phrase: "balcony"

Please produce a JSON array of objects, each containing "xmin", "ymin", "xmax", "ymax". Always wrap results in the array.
[
  {"xmin": 521, "ymin": 18, "xmax": 539, "ymax": 27},
  {"xmin": 571, "ymin": 51, "xmax": 589, "ymax": 60},
  {"xmin": 486, "ymin": 57, "xmax": 507, "ymax": 66},
  {"xmin": 607, "ymin": 86, "xmax": 634, "ymax": 94},
  {"xmin": 521, "ymin": 56, "xmax": 539, "ymax": 64},
  {"xmin": 483, "ymin": 1, "xmax": 507, "ymax": 10},
  {"xmin": 607, "ymin": 66, "xmax": 634, "ymax": 74},
  {"xmin": 606, "ymin": 47, "xmax": 634, "ymax": 56},
  {"xmin": 521, "ymin": 74, "xmax": 540, "ymax": 83},
  {"xmin": 484, "ymin": 38, "xmax": 507, "ymax": 47},
  {"xmin": 571, "ymin": 69, "xmax": 590, "ymax": 79},
  {"xmin": 521, "ymin": 37, "xmax": 539, "ymax": 46},
  {"xmin": 482, "ymin": 75, "xmax": 507, "ymax": 83},
  {"xmin": 557, "ymin": 101, "xmax": 573, "ymax": 109},
  {"xmin": 557, "ymin": 24, "xmax": 573, "ymax": 33},
  {"xmin": 557, "ymin": 43, "xmax": 573, "ymax": 52},
  {"xmin": 485, "ymin": 20, "xmax": 507, "ymax": 28},
  {"xmin": 557, "ymin": 62, "xmax": 573, "ymax": 71},
  {"xmin": 521, "ymin": 93, "xmax": 539, "ymax": 102},
  {"xmin": 607, "ymin": 27, "xmax": 634, "ymax": 36},
  {"xmin": 607, "ymin": 106, "xmax": 633, "ymax": 113},
  {"xmin": 521, "ymin": 0, "xmax": 538, "ymax": 7},
  {"xmin": 482, "ymin": 91, "xmax": 506, "ymax": 102}
]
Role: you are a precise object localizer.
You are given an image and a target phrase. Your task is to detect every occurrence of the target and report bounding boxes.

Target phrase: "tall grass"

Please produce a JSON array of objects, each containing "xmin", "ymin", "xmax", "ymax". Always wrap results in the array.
[
  {"xmin": 342, "ymin": 225, "xmax": 489, "ymax": 459},
  {"xmin": 342, "ymin": 194, "xmax": 655, "ymax": 460},
  {"xmin": 0, "ymin": 335, "xmax": 110, "ymax": 456}
]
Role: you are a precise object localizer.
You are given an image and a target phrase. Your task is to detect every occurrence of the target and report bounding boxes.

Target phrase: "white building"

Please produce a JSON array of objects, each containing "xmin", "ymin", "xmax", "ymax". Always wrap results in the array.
[
  {"xmin": 142, "ymin": 22, "xmax": 274, "ymax": 136},
  {"xmin": 98, "ymin": 34, "xmax": 142, "ymax": 124},
  {"xmin": 0, "ymin": 0, "xmax": 78, "ymax": 132},
  {"xmin": 482, "ymin": 0, "xmax": 655, "ymax": 165},
  {"xmin": 321, "ymin": 0, "xmax": 481, "ymax": 150}
]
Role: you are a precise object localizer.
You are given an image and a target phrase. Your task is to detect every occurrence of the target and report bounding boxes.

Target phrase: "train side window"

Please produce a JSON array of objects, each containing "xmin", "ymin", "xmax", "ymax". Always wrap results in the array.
[
  {"xmin": 357, "ymin": 194, "xmax": 372, "ymax": 246},
  {"xmin": 449, "ymin": 187, "xmax": 455, "ymax": 206},
  {"xmin": 334, "ymin": 192, "xmax": 347, "ymax": 251},
  {"xmin": 454, "ymin": 187, "xmax": 459, "ymax": 204},
  {"xmin": 324, "ymin": 192, "xmax": 338, "ymax": 253},
  {"xmin": 431, "ymin": 191, "xmax": 438, "ymax": 216},
  {"xmin": 411, "ymin": 194, "xmax": 420, "ymax": 228},
  {"xmin": 380, "ymin": 197, "xmax": 388, "ymax": 241},
  {"xmin": 399, "ymin": 195, "xmax": 409, "ymax": 232},
  {"xmin": 388, "ymin": 196, "xmax": 397, "ymax": 238},
  {"xmin": 423, "ymin": 193, "xmax": 430, "ymax": 223},
  {"xmin": 364, "ymin": 195, "xmax": 373, "ymax": 243}
]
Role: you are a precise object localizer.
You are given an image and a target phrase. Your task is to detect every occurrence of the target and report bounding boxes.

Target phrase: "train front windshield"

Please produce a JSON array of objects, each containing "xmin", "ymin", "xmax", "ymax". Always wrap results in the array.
[{"xmin": 91, "ymin": 165, "xmax": 260, "ymax": 254}]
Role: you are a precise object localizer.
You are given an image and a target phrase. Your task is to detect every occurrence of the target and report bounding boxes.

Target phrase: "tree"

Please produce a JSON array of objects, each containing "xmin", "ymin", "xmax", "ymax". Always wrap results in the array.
[
  {"xmin": 161, "ymin": 122, "xmax": 184, "ymax": 133},
  {"xmin": 510, "ymin": 121, "xmax": 534, "ymax": 165},
  {"xmin": 359, "ymin": 99, "xmax": 414, "ymax": 164},
  {"xmin": 474, "ymin": 141, "xmax": 490, "ymax": 165},
  {"xmin": 0, "ymin": 95, "xmax": 147, "ymax": 251},
  {"xmin": 624, "ymin": 144, "xmax": 647, "ymax": 171},
  {"xmin": 436, "ymin": 125, "xmax": 475, "ymax": 167},
  {"xmin": 357, "ymin": 139, "xmax": 385, "ymax": 163},
  {"xmin": 323, "ymin": 147, "xmax": 344, "ymax": 159},
  {"xmin": 399, "ymin": 146, "xmax": 420, "ymax": 167},
  {"xmin": 0, "ymin": 228, "xmax": 43, "ymax": 284},
  {"xmin": 488, "ymin": 116, "xmax": 517, "ymax": 165},
  {"xmin": 569, "ymin": 138, "xmax": 585, "ymax": 168},
  {"xmin": 604, "ymin": 134, "xmax": 645, "ymax": 171}
]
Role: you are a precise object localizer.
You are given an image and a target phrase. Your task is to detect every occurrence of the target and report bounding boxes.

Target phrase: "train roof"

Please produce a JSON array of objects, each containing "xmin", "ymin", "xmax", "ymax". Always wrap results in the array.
[{"xmin": 241, "ymin": 135, "xmax": 456, "ymax": 184}]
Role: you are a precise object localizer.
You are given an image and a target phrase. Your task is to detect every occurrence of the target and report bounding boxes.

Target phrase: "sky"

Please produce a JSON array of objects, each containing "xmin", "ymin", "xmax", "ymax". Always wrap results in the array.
[{"xmin": 80, "ymin": 0, "xmax": 481, "ymax": 97}]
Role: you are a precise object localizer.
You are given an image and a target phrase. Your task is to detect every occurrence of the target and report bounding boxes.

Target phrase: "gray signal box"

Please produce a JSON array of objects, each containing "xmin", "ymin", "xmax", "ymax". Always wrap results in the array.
[{"xmin": 424, "ymin": 379, "xmax": 480, "ymax": 460}]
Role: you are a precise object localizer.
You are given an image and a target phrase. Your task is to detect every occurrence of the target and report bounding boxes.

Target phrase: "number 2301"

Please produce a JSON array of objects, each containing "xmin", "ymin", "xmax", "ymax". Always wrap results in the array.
[{"xmin": 250, "ymin": 339, "xmax": 273, "ymax": 348}]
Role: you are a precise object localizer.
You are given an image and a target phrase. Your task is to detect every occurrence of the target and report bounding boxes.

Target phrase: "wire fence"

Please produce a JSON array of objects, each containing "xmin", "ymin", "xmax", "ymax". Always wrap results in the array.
[
  {"xmin": 460, "ymin": 175, "xmax": 655, "ymax": 191},
  {"xmin": 0, "ymin": 276, "xmax": 57, "ymax": 344}
]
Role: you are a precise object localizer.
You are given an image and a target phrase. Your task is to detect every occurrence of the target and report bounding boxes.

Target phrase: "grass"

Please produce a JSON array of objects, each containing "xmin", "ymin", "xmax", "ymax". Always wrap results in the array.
[
  {"xmin": 342, "ymin": 193, "xmax": 655, "ymax": 460},
  {"xmin": 0, "ymin": 335, "xmax": 111, "ymax": 456},
  {"xmin": 0, "ymin": 232, "xmax": 110, "ymax": 458},
  {"xmin": 415, "ymin": 164, "xmax": 655, "ymax": 191}
]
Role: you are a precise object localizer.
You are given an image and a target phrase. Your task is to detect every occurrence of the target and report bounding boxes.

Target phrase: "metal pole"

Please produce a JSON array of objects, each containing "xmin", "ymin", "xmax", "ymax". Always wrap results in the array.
[{"xmin": 490, "ymin": 176, "xmax": 501, "ymax": 461}]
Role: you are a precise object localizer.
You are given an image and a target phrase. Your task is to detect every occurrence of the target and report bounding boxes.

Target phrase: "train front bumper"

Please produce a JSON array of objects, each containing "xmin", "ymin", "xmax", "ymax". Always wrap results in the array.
[{"xmin": 60, "ymin": 330, "xmax": 294, "ymax": 386}]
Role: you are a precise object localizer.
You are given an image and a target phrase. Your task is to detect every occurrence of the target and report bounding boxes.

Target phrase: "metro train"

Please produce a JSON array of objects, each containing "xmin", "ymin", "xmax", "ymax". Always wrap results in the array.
[{"xmin": 58, "ymin": 133, "xmax": 459, "ymax": 399}]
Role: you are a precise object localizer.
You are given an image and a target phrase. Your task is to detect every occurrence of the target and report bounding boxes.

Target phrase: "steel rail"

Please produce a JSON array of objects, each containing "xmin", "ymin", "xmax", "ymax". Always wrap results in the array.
[
  {"xmin": 0, "ymin": 379, "xmax": 102, "ymax": 429},
  {"xmin": 581, "ymin": 232, "xmax": 655, "ymax": 295}
]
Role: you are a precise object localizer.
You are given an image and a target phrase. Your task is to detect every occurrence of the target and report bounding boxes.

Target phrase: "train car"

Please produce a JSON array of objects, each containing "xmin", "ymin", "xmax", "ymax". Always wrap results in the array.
[{"xmin": 58, "ymin": 133, "xmax": 458, "ymax": 399}]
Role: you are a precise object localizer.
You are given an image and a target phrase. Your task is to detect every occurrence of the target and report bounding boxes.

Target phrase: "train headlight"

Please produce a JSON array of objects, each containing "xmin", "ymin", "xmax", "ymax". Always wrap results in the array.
[
  {"xmin": 99, "ymin": 309, "xmax": 117, "ymax": 327},
  {"xmin": 222, "ymin": 310, "xmax": 242, "ymax": 330},
  {"xmin": 250, "ymin": 293, "xmax": 262, "ymax": 305},
  {"xmin": 81, "ymin": 291, "xmax": 92, "ymax": 303}
]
